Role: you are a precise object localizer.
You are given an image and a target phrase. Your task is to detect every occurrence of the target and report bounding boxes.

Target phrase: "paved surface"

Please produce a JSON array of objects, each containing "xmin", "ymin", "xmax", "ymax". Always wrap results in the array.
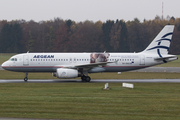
[{"xmin": 0, "ymin": 79, "xmax": 180, "ymax": 83}]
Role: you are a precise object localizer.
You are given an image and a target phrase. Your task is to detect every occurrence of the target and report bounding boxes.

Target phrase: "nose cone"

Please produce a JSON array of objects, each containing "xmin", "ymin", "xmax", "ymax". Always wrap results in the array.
[{"xmin": 1, "ymin": 61, "xmax": 8, "ymax": 70}]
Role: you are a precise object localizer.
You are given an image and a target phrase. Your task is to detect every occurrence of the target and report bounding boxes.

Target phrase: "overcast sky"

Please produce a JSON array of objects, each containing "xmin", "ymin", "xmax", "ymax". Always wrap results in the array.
[{"xmin": 0, "ymin": 0, "xmax": 179, "ymax": 22}]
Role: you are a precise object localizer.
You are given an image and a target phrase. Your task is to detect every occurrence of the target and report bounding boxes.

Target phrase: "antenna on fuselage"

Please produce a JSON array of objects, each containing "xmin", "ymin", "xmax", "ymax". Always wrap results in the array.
[
  {"xmin": 104, "ymin": 51, "xmax": 106, "ymax": 53},
  {"xmin": 27, "ymin": 51, "xmax": 29, "ymax": 53}
]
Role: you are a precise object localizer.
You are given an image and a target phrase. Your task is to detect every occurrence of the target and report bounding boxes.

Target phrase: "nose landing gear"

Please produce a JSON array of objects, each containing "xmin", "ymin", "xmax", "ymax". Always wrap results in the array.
[{"xmin": 24, "ymin": 72, "xmax": 28, "ymax": 82}]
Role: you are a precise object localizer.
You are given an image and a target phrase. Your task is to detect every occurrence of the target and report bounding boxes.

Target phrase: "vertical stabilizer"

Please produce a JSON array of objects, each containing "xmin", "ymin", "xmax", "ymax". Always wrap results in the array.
[{"xmin": 142, "ymin": 25, "xmax": 174, "ymax": 55}]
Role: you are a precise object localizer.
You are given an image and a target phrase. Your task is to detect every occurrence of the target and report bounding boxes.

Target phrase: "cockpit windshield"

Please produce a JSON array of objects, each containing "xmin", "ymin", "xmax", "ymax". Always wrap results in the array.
[{"xmin": 9, "ymin": 58, "xmax": 17, "ymax": 61}]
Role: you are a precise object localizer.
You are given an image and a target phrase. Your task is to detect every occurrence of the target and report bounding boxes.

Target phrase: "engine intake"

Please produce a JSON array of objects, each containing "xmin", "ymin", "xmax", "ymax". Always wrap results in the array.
[{"xmin": 56, "ymin": 68, "xmax": 78, "ymax": 78}]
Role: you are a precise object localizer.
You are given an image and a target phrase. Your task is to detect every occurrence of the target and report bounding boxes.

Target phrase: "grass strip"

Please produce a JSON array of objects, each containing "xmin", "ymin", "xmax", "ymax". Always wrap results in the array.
[{"xmin": 0, "ymin": 83, "xmax": 180, "ymax": 120}]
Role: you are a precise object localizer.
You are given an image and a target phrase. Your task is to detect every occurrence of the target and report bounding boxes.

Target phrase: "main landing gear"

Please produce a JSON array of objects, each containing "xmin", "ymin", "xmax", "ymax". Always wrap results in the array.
[
  {"xmin": 81, "ymin": 75, "xmax": 91, "ymax": 82},
  {"xmin": 24, "ymin": 72, "xmax": 28, "ymax": 82}
]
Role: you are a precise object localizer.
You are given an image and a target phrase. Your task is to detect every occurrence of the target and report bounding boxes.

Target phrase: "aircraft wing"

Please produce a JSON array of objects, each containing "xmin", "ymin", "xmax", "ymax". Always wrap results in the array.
[
  {"xmin": 73, "ymin": 61, "xmax": 113, "ymax": 68},
  {"xmin": 58, "ymin": 60, "xmax": 118, "ymax": 69}
]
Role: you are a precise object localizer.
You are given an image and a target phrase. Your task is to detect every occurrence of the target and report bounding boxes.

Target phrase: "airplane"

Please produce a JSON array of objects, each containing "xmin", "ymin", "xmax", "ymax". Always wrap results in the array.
[{"xmin": 1, "ymin": 25, "xmax": 178, "ymax": 82}]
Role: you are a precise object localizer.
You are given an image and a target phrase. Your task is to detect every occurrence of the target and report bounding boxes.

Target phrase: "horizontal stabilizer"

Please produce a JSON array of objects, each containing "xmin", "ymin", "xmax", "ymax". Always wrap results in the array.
[{"xmin": 154, "ymin": 55, "xmax": 178, "ymax": 61}]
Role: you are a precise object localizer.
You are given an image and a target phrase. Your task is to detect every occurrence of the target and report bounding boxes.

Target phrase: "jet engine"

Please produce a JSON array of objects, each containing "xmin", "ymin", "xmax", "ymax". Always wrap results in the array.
[{"xmin": 54, "ymin": 68, "xmax": 79, "ymax": 78}]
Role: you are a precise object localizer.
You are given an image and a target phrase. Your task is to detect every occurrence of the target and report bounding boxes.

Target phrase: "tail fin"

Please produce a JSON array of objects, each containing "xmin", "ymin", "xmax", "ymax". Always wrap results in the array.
[{"xmin": 142, "ymin": 25, "xmax": 174, "ymax": 55}]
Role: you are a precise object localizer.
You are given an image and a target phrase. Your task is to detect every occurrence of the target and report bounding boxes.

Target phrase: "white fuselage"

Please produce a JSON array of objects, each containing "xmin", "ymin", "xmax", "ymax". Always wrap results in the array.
[{"xmin": 1, "ymin": 52, "xmax": 176, "ymax": 73}]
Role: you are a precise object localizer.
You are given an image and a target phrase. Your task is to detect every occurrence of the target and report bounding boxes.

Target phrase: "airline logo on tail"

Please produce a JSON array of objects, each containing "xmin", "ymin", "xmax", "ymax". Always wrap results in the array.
[
  {"xmin": 147, "ymin": 31, "xmax": 173, "ymax": 63},
  {"xmin": 147, "ymin": 32, "xmax": 173, "ymax": 52}
]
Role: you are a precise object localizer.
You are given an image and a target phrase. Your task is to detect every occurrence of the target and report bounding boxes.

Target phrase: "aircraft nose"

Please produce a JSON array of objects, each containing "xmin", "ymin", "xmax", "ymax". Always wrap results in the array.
[{"xmin": 1, "ymin": 61, "xmax": 8, "ymax": 69}]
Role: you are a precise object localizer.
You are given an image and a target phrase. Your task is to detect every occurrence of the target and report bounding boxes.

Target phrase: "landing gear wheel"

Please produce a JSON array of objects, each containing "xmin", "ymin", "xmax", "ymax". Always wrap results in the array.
[
  {"xmin": 86, "ymin": 76, "xmax": 91, "ymax": 82},
  {"xmin": 24, "ymin": 77, "xmax": 28, "ymax": 82},
  {"xmin": 81, "ymin": 75, "xmax": 91, "ymax": 82},
  {"xmin": 81, "ymin": 76, "xmax": 86, "ymax": 82}
]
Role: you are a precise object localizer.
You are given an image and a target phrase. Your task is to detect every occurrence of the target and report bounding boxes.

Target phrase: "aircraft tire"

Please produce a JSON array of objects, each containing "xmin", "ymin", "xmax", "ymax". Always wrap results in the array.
[
  {"xmin": 86, "ymin": 76, "xmax": 91, "ymax": 82},
  {"xmin": 81, "ymin": 76, "xmax": 86, "ymax": 82},
  {"xmin": 24, "ymin": 77, "xmax": 28, "ymax": 82}
]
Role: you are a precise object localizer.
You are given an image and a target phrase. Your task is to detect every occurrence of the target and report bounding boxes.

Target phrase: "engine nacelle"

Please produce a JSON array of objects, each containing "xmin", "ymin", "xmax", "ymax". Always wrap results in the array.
[{"xmin": 56, "ymin": 68, "xmax": 78, "ymax": 78}]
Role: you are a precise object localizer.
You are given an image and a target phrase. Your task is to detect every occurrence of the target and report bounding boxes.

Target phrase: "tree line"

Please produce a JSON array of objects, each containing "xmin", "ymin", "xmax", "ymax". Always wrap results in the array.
[{"xmin": 0, "ymin": 16, "xmax": 180, "ymax": 54}]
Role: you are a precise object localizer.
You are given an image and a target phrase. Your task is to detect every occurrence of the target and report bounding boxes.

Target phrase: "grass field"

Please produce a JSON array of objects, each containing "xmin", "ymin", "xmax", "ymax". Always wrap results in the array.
[
  {"xmin": 0, "ymin": 53, "xmax": 180, "ymax": 120},
  {"xmin": 0, "ymin": 83, "xmax": 180, "ymax": 120}
]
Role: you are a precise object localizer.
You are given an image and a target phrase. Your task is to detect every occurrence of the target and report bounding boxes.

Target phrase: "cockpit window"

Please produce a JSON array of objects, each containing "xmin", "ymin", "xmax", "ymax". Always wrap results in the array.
[{"xmin": 9, "ymin": 58, "xmax": 17, "ymax": 61}]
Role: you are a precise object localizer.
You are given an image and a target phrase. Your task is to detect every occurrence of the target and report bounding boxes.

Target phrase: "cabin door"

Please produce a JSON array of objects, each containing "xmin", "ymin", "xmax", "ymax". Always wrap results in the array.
[
  {"xmin": 23, "ymin": 55, "xmax": 29, "ymax": 66},
  {"xmin": 140, "ymin": 55, "xmax": 145, "ymax": 65}
]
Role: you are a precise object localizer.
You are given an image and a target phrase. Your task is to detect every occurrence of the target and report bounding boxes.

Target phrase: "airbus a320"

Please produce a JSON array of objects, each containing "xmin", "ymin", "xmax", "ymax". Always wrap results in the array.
[{"xmin": 1, "ymin": 25, "xmax": 178, "ymax": 82}]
